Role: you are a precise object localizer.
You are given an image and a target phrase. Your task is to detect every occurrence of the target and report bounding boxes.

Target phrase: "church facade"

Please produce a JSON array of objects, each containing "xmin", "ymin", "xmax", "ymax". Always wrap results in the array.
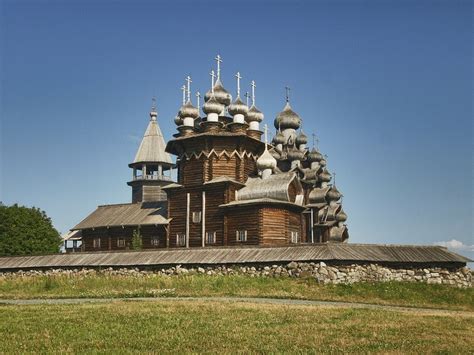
[{"xmin": 71, "ymin": 56, "xmax": 348, "ymax": 252}]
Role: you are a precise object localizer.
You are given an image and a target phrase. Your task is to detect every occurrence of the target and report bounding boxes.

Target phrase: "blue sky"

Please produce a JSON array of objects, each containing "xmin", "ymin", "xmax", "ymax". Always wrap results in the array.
[{"xmin": 1, "ymin": 0, "xmax": 472, "ymax": 259}]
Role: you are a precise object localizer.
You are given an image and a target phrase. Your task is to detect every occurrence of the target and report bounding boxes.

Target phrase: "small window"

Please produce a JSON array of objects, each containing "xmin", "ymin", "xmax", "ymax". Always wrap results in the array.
[
  {"xmin": 176, "ymin": 234, "xmax": 186, "ymax": 247},
  {"xmin": 206, "ymin": 231, "xmax": 216, "ymax": 245},
  {"xmin": 291, "ymin": 231, "xmax": 299, "ymax": 244},
  {"xmin": 117, "ymin": 238, "xmax": 125, "ymax": 247},
  {"xmin": 236, "ymin": 230, "xmax": 247, "ymax": 242},
  {"xmin": 151, "ymin": 237, "xmax": 159, "ymax": 247},
  {"xmin": 192, "ymin": 211, "xmax": 202, "ymax": 223},
  {"xmin": 93, "ymin": 238, "xmax": 101, "ymax": 249}
]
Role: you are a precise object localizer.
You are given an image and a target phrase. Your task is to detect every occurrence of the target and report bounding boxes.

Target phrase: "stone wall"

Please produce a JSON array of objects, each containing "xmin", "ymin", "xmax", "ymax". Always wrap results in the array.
[{"xmin": 0, "ymin": 262, "xmax": 471, "ymax": 288}]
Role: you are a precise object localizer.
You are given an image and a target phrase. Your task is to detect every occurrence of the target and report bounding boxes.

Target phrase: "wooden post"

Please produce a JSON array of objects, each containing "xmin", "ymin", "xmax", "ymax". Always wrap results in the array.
[
  {"xmin": 310, "ymin": 209, "xmax": 314, "ymax": 243},
  {"xmin": 202, "ymin": 190, "xmax": 206, "ymax": 248},
  {"xmin": 186, "ymin": 192, "xmax": 190, "ymax": 248}
]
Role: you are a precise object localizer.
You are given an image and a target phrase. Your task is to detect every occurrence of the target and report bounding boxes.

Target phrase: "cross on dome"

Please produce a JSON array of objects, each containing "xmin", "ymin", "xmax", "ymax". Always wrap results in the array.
[
  {"xmin": 244, "ymin": 92, "xmax": 250, "ymax": 106},
  {"xmin": 251, "ymin": 80, "xmax": 256, "ymax": 106},
  {"xmin": 285, "ymin": 86, "xmax": 291, "ymax": 103},
  {"xmin": 196, "ymin": 91, "xmax": 201, "ymax": 109},
  {"xmin": 185, "ymin": 76, "xmax": 192, "ymax": 102},
  {"xmin": 215, "ymin": 54, "xmax": 222, "ymax": 80},
  {"xmin": 151, "ymin": 96, "xmax": 157, "ymax": 112},
  {"xmin": 181, "ymin": 85, "xmax": 186, "ymax": 105},
  {"xmin": 235, "ymin": 72, "xmax": 242, "ymax": 97},
  {"xmin": 210, "ymin": 70, "xmax": 216, "ymax": 93}
]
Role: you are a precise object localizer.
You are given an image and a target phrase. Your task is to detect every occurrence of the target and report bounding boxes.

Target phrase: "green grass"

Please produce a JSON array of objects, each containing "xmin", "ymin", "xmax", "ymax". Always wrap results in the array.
[
  {"xmin": 0, "ymin": 300, "xmax": 472, "ymax": 353},
  {"xmin": 1, "ymin": 273, "xmax": 473, "ymax": 311}
]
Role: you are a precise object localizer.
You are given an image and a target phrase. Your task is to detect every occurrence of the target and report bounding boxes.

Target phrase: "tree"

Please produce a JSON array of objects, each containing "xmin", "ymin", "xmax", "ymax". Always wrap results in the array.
[
  {"xmin": 131, "ymin": 227, "xmax": 143, "ymax": 250},
  {"xmin": 0, "ymin": 203, "xmax": 61, "ymax": 256}
]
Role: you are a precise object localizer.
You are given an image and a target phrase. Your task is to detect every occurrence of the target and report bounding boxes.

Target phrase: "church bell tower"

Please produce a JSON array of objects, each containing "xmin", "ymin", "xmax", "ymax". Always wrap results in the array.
[{"xmin": 127, "ymin": 98, "xmax": 175, "ymax": 203}]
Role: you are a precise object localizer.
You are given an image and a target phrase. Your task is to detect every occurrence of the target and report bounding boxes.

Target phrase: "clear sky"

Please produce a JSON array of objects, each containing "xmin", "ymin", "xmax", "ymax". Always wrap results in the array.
[{"xmin": 1, "ymin": 0, "xmax": 472, "ymax": 259}]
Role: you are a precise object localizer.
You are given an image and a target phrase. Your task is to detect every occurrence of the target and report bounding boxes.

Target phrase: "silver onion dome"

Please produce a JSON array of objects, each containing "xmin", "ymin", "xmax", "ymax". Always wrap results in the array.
[
  {"xmin": 246, "ymin": 105, "xmax": 264, "ymax": 123},
  {"xmin": 336, "ymin": 208, "xmax": 347, "ymax": 222},
  {"xmin": 178, "ymin": 100, "xmax": 199, "ymax": 119},
  {"xmin": 274, "ymin": 102, "xmax": 301, "ymax": 130},
  {"xmin": 205, "ymin": 79, "xmax": 232, "ymax": 106},
  {"xmin": 319, "ymin": 158, "xmax": 327, "ymax": 167},
  {"xmin": 257, "ymin": 149, "xmax": 277, "ymax": 171},
  {"xmin": 307, "ymin": 148, "xmax": 323, "ymax": 162},
  {"xmin": 228, "ymin": 96, "xmax": 248, "ymax": 117},
  {"xmin": 203, "ymin": 95, "xmax": 224, "ymax": 115},
  {"xmin": 287, "ymin": 145, "xmax": 305, "ymax": 161},
  {"xmin": 296, "ymin": 131, "xmax": 308, "ymax": 145},
  {"xmin": 319, "ymin": 169, "xmax": 331, "ymax": 183},
  {"xmin": 272, "ymin": 130, "xmax": 286, "ymax": 145},
  {"xmin": 174, "ymin": 114, "xmax": 183, "ymax": 126},
  {"xmin": 327, "ymin": 185, "xmax": 342, "ymax": 201}
]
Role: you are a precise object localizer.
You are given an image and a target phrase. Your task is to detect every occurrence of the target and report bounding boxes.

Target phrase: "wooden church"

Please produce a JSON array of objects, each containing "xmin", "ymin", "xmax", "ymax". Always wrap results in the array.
[{"xmin": 71, "ymin": 56, "xmax": 349, "ymax": 252}]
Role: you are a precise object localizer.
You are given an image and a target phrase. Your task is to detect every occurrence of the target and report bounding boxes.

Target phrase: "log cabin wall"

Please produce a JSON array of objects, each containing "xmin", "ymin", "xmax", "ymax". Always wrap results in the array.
[
  {"xmin": 167, "ymin": 184, "xmax": 230, "ymax": 248},
  {"xmin": 81, "ymin": 225, "xmax": 167, "ymax": 252},
  {"xmin": 260, "ymin": 207, "xmax": 304, "ymax": 246},
  {"xmin": 224, "ymin": 206, "xmax": 261, "ymax": 246}
]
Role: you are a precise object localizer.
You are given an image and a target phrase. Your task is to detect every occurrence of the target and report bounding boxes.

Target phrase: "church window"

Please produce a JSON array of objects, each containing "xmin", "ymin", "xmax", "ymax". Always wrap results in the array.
[
  {"xmin": 151, "ymin": 237, "xmax": 159, "ymax": 247},
  {"xmin": 192, "ymin": 212, "xmax": 202, "ymax": 223},
  {"xmin": 117, "ymin": 238, "xmax": 125, "ymax": 247},
  {"xmin": 291, "ymin": 231, "xmax": 299, "ymax": 244},
  {"xmin": 176, "ymin": 234, "xmax": 186, "ymax": 247},
  {"xmin": 93, "ymin": 238, "xmax": 101, "ymax": 249},
  {"xmin": 236, "ymin": 230, "xmax": 247, "ymax": 242},
  {"xmin": 206, "ymin": 231, "xmax": 216, "ymax": 244}
]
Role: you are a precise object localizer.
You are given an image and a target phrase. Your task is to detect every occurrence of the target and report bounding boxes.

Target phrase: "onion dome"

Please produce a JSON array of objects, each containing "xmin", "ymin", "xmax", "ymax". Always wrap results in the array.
[
  {"xmin": 257, "ymin": 149, "xmax": 277, "ymax": 171},
  {"xmin": 246, "ymin": 105, "xmax": 264, "ymax": 123},
  {"xmin": 287, "ymin": 145, "xmax": 305, "ymax": 161},
  {"xmin": 336, "ymin": 208, "xmax": 347, "ymax": 222},
  {"xmin": 178, "ymin": 100, "xmax": 199, "ymax": 119},
  {"xmin": 296, "ymin": 130, "xmax": 308, "ymax": 146},
  {"xmin": 174, "ymin": 115, "xmax": 183, "ymax": 126},
  {"xmin": 327, "ymin": 185, "xmax": 342, "ymax": 201},
  {"xmin": 228, "ymin": 96, "xmax": 248, "ymax": 117},
  {"xmin": 319, "ymin": 158, "xmax": 327, "ymax": 167},
  {"xmin": 274, "ymin": 102, "xmax": 301, "ymax": 130},
  {"xmin": 307, "ymin": 148, "xmax": 323, "ymax": 162},
  {"xmin": 272, "ymin": 130, "xmax": 286, "ymax": 145},
  {"xmin": 309, "ymin": 187, "xmax": 330, "ymax": 204},
  {"xmin": 319, "ymin": 169, "xmax": 331, "ymax": 183},
  {"xmin": 203, "ymin": 95, "xmax": 225, "ymax": 115},
  {"xmin": 205, "ymin": 79, "xmax": 232, "ymax": 106}
]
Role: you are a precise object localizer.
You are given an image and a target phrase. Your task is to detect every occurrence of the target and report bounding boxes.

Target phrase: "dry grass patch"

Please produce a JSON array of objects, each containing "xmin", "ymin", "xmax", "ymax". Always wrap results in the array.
[{"xmin": 0, "ymin": 300, "xmax": 473, "ymax": 353}]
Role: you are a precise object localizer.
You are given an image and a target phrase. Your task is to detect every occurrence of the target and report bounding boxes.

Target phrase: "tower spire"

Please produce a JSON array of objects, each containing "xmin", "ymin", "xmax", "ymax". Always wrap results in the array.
[
  {"xmin": 251, "ymin": 80, "xmax": 256, "ymax": 106},
  {"xmin": 235, "ymin": 72, "xmax": 242, "ymax": 97},
  {"xmin": 215, "ymin": 54, "xmax": 222, "ymax": 80},
  {"xmin": 185, "ymin": 76, "xmax": 192, "ymax": 102},
  {"xmin": 150, "ymin": 96, "xmax": 157, "ymax": 121}
]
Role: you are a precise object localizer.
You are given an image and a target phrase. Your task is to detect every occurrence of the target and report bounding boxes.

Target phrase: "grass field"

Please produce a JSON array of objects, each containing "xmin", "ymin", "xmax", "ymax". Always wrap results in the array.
[
  {"xmin": 1, "ymin": 300, "xmax": 473, "ymax": 353},
  {"xmin": 1, "ymin": 273, "xmax": 473, "ymax": 311}
]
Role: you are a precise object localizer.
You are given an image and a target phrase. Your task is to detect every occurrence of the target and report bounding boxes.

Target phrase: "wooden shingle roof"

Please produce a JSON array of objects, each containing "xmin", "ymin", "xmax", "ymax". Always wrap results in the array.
[
  {"xmin": 72, "ymin": 202, "xmax": 169, "ymax": 230},
  {"xmin": 0, "ymin": 244, "xmax": 469, "ymax": 271},
  {"xmin": 132, "ymin": 119, "xmax": 173, "ymax": 165}
]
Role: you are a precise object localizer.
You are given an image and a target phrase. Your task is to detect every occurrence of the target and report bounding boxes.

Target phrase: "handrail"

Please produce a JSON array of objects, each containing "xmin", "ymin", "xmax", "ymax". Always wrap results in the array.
[{"xmin": 134, "ymin": 174, "xmax": 173, "ymax": 181}]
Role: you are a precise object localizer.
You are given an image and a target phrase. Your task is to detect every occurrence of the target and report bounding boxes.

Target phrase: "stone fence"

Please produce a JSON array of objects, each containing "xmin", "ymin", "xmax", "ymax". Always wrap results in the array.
[{"xmin": 0, "ymin": 262, "xmax": 471, "ymax": 288}]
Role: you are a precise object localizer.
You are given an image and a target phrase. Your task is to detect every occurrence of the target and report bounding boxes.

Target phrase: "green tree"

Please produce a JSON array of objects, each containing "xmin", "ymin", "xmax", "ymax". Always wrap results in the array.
[
  {"xmin": 131, "ymin": 227, "xmax": 143, "ymax": 250},
  {"xmin": 0, "ymin": 203, "xmax": 61, "ymax": 256}
]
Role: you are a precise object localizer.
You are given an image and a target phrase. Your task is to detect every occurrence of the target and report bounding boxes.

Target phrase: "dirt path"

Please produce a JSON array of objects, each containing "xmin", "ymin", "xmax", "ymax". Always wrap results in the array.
[{"xmin": 1, "ymin": 296, "xmax": 472, "ymax": 317}]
